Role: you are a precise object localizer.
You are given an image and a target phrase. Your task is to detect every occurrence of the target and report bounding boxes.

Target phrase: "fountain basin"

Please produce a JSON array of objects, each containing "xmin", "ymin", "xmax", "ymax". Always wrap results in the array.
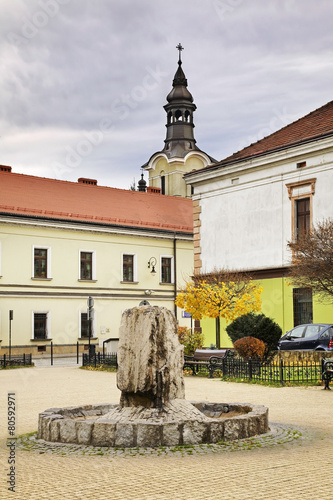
[{"xmin": 38, "ymin": 399, "xmax": 269, "ymax": 447}]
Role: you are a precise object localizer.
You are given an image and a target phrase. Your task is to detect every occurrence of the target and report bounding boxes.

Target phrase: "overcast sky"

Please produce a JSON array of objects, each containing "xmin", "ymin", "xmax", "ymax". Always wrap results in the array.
[{"xmin": 1, "ymin": 0, "xmax": 333, "ymax": 190}]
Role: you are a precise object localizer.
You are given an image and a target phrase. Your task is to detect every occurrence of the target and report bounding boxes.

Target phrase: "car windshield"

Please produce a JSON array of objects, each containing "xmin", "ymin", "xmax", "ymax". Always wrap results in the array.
[{"xmin": 288, "ymin": 326, "xmax": 305, "ymax": 338}]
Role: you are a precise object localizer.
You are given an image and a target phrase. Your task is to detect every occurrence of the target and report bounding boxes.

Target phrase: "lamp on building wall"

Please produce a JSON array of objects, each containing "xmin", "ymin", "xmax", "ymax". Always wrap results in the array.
[{"xmin": 148, "ymin": 257, "xmax": 157, "ymax": 275}]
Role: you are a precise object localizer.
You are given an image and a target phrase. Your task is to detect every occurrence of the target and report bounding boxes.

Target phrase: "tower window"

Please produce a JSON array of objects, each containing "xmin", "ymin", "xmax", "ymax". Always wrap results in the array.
[
  {"xmin": 167, "ymin": 111, "xmax": 172, "ymax": 125},
  {"xmin": 161, "ymin": 176, "xmax": 165, "ymax": 195},
  {"xmin": 175, "ymin": 110, "xmax": 182, "ymax": 121},
  {"xmin": 184, "ymin": 110, "xmax": 190, "ymax": 122}
]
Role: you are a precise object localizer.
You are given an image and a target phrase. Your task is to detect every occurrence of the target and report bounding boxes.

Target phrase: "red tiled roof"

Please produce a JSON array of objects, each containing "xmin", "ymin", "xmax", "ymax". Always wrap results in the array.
[
  {"xmin": 208, "ymin": 99, "xmax": 333, "ymax": 169},
  {"xmin": 0, "ymin": 171, "xmax": 193, "ymax": 233}
]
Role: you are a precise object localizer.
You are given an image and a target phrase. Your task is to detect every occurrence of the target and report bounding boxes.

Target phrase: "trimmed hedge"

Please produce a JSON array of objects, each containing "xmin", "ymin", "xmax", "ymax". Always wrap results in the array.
[{"xmin": 226, "ymin": 313, "xmax": 282, "ymax": 362}]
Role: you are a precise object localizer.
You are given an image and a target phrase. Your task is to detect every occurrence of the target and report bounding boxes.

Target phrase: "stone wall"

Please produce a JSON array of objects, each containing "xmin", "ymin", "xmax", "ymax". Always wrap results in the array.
[{"xmin": 274, "ymin": 350, "xmax": 333, "ymax": 363}]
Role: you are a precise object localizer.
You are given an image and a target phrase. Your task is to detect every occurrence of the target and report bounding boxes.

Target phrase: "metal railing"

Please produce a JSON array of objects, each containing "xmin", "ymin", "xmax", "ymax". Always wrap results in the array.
[
  {"xmin": 82, "ymin": 352, "xmax": 117, "ymax": 368},
  {"xmin": 0, "ymin": 353, "xmax": 33, "ymax": 368},
  {"xmin": 81, "ymin": 352, "xmax": 325, "ymax": 386},
  {"xmin": 186, "ymin": 356, "xmax": 324, "ymax": 385}
]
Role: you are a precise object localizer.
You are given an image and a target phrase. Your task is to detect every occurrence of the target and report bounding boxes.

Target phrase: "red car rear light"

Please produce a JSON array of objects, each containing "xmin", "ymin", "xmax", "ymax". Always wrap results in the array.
[{"xmin": 329, "ymin": 339, "xmax": 333, "ymax": 348}]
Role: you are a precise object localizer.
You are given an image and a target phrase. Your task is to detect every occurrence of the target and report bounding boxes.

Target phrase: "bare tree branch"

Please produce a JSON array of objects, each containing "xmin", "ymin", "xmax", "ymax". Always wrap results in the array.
[{"xmin": 288, "ymin": 218, "xmax": 333, "ymax": 302}]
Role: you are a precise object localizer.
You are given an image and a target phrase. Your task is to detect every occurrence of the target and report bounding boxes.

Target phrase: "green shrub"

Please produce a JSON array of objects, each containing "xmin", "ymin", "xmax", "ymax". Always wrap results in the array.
[
  {"xmin": 177, "ymin": 327, "xmax": 204, "ymax": 356},
  {"xmin": 233, "ymin": 336, "xmax": 266, "ymax": 360},
  {"xmin": 226, "ymin": 313, "xmax": 282, "ymax": 362}
]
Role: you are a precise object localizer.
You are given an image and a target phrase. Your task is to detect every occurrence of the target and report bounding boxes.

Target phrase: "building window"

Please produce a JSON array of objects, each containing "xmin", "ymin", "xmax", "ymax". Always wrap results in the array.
[
  {"xmin": 286, "ymin": 179, "xmax": 316, "ymax": 240},
  {"xmin": 34, "ymin": 248, "xmax": 48, "ymax": 278},
  {"xmin": 80, "ymin": 312, "xmax": 90, "ymax": 338},
  {"xmin": 161, "ymin": 175, "xmax": 165, "ymax": 195},
  {"xmin": 79, "ymin": 311, "xmax": 96, "ymax": 338},
  {"xmin": 33, "ymin": 312, "xmax": 49, "ymax": 340},
  {"xmin": 161, "ymin": 256, "xmax": 174, "ymax": 283},
  {"xmin": 122, "ymin": 254, "xmax": 135, "ymax": 282},
  {"xmin": 293, "ymin": 288, "xmax": 313, "ymax": 326},
  {"xmin": 296, "ymin": 198, "xmax": 310, "ymax": 239},
  {"xmin": 80, "ymin": 251, "xmax": 95, "ymax": 280},
  {"xmin": 33, "ymin": 246, "xmax": 51, "ymax": 279}
]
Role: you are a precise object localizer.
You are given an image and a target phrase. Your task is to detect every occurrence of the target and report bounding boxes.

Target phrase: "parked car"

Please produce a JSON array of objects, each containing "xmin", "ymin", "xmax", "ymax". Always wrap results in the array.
[{"xmin": 278, "ymin": 323, "xmax": 333, "ymax": 351}]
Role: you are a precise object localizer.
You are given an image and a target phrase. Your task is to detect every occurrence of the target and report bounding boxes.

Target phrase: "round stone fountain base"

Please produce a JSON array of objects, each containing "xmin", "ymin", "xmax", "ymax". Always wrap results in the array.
[{"xmin": 38, "ymin": 400, "xmax": 269, "ymax": 448}]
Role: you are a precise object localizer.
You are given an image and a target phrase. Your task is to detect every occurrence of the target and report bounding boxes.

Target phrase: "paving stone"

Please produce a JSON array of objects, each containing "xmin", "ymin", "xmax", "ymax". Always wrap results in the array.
[{"xmin": 0, "ymin": 366, "xmax": 332, "ymax": 500}]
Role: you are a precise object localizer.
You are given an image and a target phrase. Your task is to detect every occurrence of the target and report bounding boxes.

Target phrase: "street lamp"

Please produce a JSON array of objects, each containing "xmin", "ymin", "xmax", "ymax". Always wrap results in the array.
[
  {"xmin": 87, "ymin": 297, "xmax": 94, "ymax": 357},
  {"xmin": 148, "ymin": 257, "xmax": 157, "ymax": 275},
  {"xmin": 9, "ymin": 310, "xmax": 13, "ymax": 361}
]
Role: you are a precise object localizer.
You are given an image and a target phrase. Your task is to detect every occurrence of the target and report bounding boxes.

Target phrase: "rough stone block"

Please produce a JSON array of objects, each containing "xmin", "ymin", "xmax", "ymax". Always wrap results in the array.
[
  {"xmin": 117, "ymin": 306, "xmax": 185, "ymax": 408},
  {"xmin": 49, "ymin": 420, "xmax": 60, "ymax": 442},
  {"xmin": 114, "ymin": 423, "xmax": 135, "ymax": 447},
  {"xmin": 209, "ymin": 421, "xmax": 224, "ymax": 443},
  {"xmin": 248, "ymin": 415, "xmax": 260, "ymax": 436},
  {"xmin": 162, "ymin": 422, "xmax": 181, "ymax": 446},
  {"xmin": 224, "ymin": 419, "xmax": 244, "ymax": 440},
  {"xmin": 183, "ymin": 421, "xmax": 208, "ymax": 445},
  {"xmin": 76, "ymin": 421, "xmax": 94, "ymax": 445},
  {"xmin": 91, "ymin": 420, "xmax": 116, "ymax": 447},
  {"xmin": 59, "ymin": 419, "xmax": 77, "ymax": 443},
  {"xmin": 137, "ymin": 423, "xmax": 162, "ymax": 447}
]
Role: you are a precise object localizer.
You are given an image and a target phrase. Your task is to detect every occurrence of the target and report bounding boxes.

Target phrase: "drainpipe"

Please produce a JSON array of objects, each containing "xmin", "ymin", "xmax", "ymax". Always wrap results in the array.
[{"xmin": 173, "ymin": 233, "xmax": 177, "ymax": 319}]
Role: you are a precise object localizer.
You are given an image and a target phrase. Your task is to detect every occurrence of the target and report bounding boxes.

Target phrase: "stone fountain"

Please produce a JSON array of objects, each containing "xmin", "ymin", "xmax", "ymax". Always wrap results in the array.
[{"xmin": 38, "ymin": 306, "xmax": 269, "ymax": 447}]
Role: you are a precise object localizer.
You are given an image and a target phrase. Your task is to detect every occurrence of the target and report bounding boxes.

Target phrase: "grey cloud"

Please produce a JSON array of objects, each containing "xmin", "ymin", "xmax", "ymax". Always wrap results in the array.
[{"xmin": 0, "ymin": 0, "xmax": 333, "ymax": 188}]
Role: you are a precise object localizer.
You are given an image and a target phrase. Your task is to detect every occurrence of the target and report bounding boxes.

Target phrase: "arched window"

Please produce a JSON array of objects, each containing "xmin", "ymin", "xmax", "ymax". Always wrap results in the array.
[
  {"xmin": 167, "ymin": 111, "xmax": 172, "ymax": 124},
  {"xmin": 175, "ymin": 109, "xmax": 182, "ymax": 121},
  {"xmin": 161, "ymin": 175, "xmax": 165, "ymax": 195},
  {"xmin": 184, "ymin": 110, "xmax": 190, "ymax": 122}
]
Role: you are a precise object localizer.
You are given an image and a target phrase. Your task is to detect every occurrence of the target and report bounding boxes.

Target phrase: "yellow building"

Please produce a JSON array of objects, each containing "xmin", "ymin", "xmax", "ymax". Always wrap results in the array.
[
  {"xmin": 142, "ymin": 45, "xmax": 216, "ymax": 198},
  {"xmin": 0, "ymin": 168, "xmax": 194, "ymax": 356}
]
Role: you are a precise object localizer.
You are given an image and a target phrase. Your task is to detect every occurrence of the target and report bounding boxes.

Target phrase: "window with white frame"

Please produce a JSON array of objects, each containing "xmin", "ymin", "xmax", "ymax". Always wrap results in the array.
[
  {"xmin": 79, "ymin": 250, "xmax": 96, "ymax": 280},
  {"xmin": 33, "ymin": 246, "xmax": 51, "ymax": 279},
  {"xmin": 122, "ymin": 253, "xmax": 137, "ymax": 282},
  {"xmin": 160, "ymin": 256, "xmax": 174, "ymax": 283},
  {"xmin": 79, "ymin": 310, "xmax": 96, "ymax": 338},
  {"xmin": 32, "ymin": 311, "xmax": 50, "ymax": 340}
]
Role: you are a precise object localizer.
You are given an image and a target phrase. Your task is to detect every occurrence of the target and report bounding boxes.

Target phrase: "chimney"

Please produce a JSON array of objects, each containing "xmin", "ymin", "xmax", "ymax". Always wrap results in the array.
[
  {"xmin": 0, "ymin": 165, "xmax": 12, "ymax": 172},
  {"xmin": 147, "ymin": 186, "xmax": 161, "ymax": 194},
  {"xmin": 78, "ymin": 178, "xmax": 97, "ymax": 186}
]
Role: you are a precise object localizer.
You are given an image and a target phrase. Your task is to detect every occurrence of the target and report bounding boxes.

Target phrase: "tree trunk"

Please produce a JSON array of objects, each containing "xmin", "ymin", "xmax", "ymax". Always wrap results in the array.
[{"xmin": 215, "ymin": 317, "xmax": 221, "ymax": 349}]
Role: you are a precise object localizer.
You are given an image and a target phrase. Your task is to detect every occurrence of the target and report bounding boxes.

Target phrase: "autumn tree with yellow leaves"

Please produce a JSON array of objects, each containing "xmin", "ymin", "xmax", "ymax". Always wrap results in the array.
[{"xmin": 175, "ymin": 270, "xmax": 263, "ymax": 349}]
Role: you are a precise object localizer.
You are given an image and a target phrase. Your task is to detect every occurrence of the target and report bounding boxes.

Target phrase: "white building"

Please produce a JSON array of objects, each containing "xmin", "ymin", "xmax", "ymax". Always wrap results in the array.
[{"xmin": 185, "ymin": 100, "xmax": 333, "ymax": 338}]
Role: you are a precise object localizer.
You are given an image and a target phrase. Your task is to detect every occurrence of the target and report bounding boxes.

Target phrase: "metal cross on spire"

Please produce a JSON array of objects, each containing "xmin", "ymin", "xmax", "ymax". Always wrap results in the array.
[{"xmin": 176, "ymin": 43, "xmax": 184, "ymax": 63}]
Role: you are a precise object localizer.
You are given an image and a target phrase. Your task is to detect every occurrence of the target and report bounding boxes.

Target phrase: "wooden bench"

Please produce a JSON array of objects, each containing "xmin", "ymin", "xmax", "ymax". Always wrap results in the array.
[
  {"xmin": 322, "ymin": 358, "xmax": 333, "ymax": 390},
  {"xmin": 184, "ymin": 349, "xmax": 231, "ymax": 377}
]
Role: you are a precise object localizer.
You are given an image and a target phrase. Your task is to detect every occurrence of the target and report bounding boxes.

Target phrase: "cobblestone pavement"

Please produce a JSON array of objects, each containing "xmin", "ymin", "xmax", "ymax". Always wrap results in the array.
[{"xmin": 0, "ymin": 366, "xmax": 332, "ymax": 499}]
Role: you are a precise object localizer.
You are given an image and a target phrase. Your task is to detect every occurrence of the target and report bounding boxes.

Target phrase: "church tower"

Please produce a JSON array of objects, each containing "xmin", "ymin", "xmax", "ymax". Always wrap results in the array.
[{"xmin": 142, "ymin": 44, "xmax": 216, "ymax": 197}]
